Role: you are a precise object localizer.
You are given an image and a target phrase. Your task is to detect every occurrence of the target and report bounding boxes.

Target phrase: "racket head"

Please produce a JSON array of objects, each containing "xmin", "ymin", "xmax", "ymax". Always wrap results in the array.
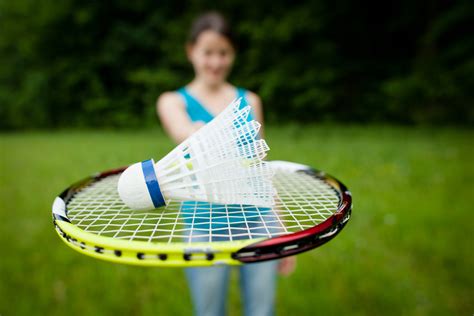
[{"xmin": 52, "ymin": 161, "xmax": 352, "ymax": 266}]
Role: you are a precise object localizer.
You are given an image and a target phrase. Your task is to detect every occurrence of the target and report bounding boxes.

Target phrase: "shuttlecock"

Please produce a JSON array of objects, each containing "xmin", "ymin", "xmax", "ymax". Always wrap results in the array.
[{"xmin": 117, "ymin": 98, "xmax": 275, "ymax": 211}]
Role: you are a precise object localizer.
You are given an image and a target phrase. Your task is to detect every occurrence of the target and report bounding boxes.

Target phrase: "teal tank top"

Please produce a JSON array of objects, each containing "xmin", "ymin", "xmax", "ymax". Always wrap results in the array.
[
  {"xmin": 176, "ymin": 87, "xmax": 268, "ymax": 234},
  {"xmin": 177, "ymin": 87, "xmax": 253, "ymax": 123}
]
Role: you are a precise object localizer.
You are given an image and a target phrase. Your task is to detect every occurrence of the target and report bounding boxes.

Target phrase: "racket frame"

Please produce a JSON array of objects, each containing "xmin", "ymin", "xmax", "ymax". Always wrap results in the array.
[{"xmin": 52, "ymin": 163, "xmax": 352, "ymax": 266}]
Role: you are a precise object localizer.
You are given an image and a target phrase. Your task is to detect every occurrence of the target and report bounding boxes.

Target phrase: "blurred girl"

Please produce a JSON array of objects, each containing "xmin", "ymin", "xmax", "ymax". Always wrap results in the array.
[{"xmin": 157, "ymin": 12, "xmax": 295, "ymax": 316}]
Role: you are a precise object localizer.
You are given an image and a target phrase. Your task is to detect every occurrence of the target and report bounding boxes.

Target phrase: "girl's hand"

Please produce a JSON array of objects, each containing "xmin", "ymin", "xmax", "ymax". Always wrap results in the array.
[{"xmin": 278, "ymin": 256, "xmax": 297, "ymax": 276}]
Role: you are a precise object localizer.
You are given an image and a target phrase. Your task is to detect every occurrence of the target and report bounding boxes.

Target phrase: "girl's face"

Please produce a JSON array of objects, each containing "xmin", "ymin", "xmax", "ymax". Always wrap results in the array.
[{"xmin": 187, "ymin": 30, "xmax": 235, "ymax": 86}]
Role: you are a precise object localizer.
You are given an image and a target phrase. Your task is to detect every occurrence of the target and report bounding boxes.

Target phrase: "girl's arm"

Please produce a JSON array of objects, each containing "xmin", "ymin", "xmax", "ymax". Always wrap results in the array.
[{"xmin": 156, "ymin": 92, "xmax": 204, "ymax": 144}]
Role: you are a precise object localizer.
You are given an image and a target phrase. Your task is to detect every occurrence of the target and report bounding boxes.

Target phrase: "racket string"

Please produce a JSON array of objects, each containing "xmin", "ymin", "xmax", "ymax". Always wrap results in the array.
[{"xmin": 66, "ymin": 170, "xmax": 340, "ymax": 243}]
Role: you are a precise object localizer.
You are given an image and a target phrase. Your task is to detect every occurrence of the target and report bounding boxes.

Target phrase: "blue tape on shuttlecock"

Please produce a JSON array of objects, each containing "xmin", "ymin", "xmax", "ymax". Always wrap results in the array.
[{"xmin": 141, "ymin": 159, "xmax": 165, "ymax": 208}]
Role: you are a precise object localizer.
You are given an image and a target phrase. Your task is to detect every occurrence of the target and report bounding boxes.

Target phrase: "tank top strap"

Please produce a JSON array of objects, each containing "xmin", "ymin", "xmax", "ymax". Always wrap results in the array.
[
  {"xmin": 177, "ymin": 87, "xmax": 254, "ymax": 122},
  {"xmin": 236, "ymin": 88, "xmax": 257, "ymax": 121},
  {"xmin": 176, "ymin": 87, "xmax": 192, "ymax": 105},
  {"xmin": 236, "ymin": 87, "xmax": 246, "ymax": 99},
  {"xmin": 236, "ymin": 87, "xmax": 249, "ymax": 109},
  {"xmin": 177, "ymin": 88, "xmax": 214, "ymax": 123}
]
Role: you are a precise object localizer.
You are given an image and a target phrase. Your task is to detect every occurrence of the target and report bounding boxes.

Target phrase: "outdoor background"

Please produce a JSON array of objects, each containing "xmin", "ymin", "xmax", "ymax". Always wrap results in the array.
[{"xmin": 0, "ymin": 0, "xmax": 473, "ymax": 315}]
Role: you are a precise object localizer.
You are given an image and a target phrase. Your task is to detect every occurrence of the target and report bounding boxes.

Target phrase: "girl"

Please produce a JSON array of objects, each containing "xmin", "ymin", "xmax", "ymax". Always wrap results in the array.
[{"xmin": 156, "ymin": 12, "xmax": 295, "ymax": 316}]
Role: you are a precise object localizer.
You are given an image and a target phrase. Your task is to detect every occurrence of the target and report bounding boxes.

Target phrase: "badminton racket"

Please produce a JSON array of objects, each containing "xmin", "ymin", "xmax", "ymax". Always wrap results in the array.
[{"xmin": 52, "ymin": 160, "xmax": 352, "ymax": 266}]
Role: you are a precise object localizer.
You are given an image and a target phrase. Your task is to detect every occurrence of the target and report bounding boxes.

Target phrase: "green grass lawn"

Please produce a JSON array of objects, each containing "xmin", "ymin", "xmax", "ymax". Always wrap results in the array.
[{"xmin": 1, "ymin": 125, "xmax": 472, "ymax": 315}]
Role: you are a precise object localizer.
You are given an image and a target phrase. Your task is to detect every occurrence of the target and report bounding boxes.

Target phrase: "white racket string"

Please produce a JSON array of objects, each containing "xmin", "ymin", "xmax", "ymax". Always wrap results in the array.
[{"xmin": 66, "ymin": 170, "xmax": 340, "ymax": 243}]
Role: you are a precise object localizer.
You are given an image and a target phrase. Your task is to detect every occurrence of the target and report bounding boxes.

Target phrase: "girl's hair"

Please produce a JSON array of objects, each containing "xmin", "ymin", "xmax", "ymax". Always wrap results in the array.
[{"xmin": 188, "ymin": 12, "xmax": 235, "ymax": 47}]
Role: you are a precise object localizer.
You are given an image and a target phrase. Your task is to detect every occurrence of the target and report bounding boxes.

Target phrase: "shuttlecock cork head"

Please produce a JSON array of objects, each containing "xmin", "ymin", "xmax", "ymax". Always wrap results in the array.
[{"xmin": 117, "ymin": 159, "xmax": 166, "ymax": 210}]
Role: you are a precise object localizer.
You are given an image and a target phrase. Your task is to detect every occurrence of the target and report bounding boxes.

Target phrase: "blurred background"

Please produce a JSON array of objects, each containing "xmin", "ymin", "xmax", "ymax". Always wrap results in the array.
[
  {"xmin": 0, "ymin": 0, "xmax": 472, "ymax": 315},
  {"xmin": 1, "ymin": 0, "xmax": 473, "ymax": 128}
]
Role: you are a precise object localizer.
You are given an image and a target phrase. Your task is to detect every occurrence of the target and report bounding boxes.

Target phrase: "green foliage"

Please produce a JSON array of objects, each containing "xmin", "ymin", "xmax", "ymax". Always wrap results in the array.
[
  {"xmin": 0, "ymin": 0, "xmax": 472, "ymax": 129},
  {"xmin": 1, "ymin": 126, "xmax": 473, "ymax": 314}
]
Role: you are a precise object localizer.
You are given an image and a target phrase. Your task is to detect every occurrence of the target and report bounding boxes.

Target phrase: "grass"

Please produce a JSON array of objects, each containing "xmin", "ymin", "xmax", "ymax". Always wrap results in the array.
[{"xmin": 0, "ymin": 124, "xmax": 472, "ymax": 315}]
